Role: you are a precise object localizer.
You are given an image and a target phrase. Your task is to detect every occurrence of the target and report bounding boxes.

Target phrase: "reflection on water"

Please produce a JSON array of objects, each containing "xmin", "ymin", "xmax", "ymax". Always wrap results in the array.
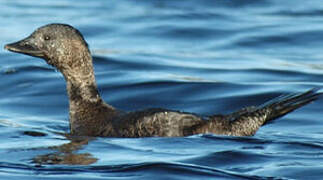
[
  {"xmin": 1, "ymin": 0, "xmax": 323, "ymax": 179},
  {"xmin": 32, "ymin": 136, "xmax": 97, "ymax": 166}
]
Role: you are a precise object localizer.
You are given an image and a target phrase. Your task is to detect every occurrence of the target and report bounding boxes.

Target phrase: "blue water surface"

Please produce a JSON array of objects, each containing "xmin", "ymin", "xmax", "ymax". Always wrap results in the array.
[{"xmin": 0, "ymin": 0, "xmax": 323, "ymax": 179}]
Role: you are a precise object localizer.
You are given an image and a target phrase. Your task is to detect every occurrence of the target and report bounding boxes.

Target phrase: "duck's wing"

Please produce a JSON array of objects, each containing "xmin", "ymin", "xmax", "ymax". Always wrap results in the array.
[{"xmin": 113, "ymin": 108, "xmax": 205, "ymax": 137}]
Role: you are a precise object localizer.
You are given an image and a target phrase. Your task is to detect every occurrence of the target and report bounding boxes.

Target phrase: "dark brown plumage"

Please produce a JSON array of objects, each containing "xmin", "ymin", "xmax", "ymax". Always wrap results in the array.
[{"xmin": 4, "ymin": 23, "xmax": 321, "ymax": 137}]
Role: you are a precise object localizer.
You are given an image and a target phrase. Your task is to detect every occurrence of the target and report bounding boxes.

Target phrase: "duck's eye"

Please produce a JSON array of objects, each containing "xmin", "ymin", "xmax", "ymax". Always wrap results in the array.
[{"xmin": 44, "ymin": 36, "xmax": 50, "ymax": 41}]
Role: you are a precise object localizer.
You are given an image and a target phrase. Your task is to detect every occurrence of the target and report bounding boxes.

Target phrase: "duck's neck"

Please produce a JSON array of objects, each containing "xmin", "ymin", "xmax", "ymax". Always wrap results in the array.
[{"xmin": 59, "ymin": 54, "xmax": 116, "ymax": 136}]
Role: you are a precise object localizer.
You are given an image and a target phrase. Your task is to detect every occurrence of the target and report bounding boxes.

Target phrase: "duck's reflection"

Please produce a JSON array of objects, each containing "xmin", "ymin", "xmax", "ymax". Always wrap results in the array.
[{"xmin": 31, "ymin": 134, "xmax": 98, "ymax": 165}]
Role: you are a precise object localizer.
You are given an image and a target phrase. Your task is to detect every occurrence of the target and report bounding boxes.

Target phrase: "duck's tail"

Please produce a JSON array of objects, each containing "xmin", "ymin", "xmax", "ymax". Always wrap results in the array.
[
  {"xmin": 202, "ymin": 88, "xmax": 322, "ymax": 136},
  {"xmin": 259, "ymin": 88, "xmax": 321, "ymax": 123}
]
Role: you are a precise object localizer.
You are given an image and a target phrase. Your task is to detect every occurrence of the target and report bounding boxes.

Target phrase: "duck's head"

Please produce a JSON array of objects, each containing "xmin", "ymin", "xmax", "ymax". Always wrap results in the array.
[{"xmin": 4, "ymin": 23, "xmax": 90, "ymax": 70}]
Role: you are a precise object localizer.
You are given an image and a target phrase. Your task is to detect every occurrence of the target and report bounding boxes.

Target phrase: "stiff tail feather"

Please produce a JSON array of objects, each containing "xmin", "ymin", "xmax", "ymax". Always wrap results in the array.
[
  {"xmin": 219, "ymin": 88, "xmax": 322, "ymax": 136},
  {"xmin": 259, "ymin": 88, "xmax": 321, "ymax": 123},
  {"xmin": 192, "ymin": 88, "xmax": 321, "ymax": 136}
]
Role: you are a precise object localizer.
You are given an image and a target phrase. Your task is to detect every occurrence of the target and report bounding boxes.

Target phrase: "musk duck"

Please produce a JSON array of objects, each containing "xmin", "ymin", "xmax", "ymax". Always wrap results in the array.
[{"xmin": 4, "ymin": 23, "xmax": 321, "ymax": 137}]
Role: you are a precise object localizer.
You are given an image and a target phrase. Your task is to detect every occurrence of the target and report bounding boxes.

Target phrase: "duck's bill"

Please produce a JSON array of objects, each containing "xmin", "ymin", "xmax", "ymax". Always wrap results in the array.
[{"xmin": 4, "ymin": 37, "xmax": 44, "ymax": 58}]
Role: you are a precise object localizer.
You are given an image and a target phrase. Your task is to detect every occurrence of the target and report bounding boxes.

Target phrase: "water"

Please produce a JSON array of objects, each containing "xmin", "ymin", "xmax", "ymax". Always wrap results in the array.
[{"xmin": 1, "ymin": 0, "xmax": 323, "ymax": 179}]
